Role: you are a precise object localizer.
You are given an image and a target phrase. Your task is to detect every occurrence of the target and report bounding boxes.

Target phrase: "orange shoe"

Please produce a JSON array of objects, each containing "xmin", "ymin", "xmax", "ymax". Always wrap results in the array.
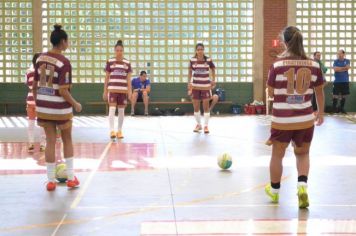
[
  {"xmin": 204, "ymin": 126, "xmax": 209, "ymax": 134},
  {"xmin": 67, "ymin": 176, "xmax": 80, "ymax": 188},
  {"xmin": 110, "ymin": 131, "xmax": 116, "ymax": 140},
  {"xmin": 46, "ymin": 182, "xmax": 57, "ymax": 191},
  {"xmin": 193, "ymin": 124, "xmax": 202, "ymax": 132},
  {"xmin": 27, "ymin": 144, "xmax": 35, "ymax": 153},
  {"xmin": 116, "ymin": 131, "xmax": 124, "ymax": 139}
]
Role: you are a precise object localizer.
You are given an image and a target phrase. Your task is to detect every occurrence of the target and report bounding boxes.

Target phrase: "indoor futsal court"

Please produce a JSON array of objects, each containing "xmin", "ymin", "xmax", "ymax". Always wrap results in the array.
[{"xmin": 1, "ymin": 1, "xmax": 356, "ymax": 236}]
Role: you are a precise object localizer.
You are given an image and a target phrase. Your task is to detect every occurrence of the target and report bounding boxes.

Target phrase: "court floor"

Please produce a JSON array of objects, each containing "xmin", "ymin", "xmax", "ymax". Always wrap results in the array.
[{"xmin": 0, "ymin": 114, "xmax": 356, "ymax": 236}]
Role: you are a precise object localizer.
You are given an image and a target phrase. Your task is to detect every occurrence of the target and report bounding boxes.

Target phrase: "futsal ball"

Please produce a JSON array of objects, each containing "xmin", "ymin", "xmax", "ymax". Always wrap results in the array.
[
  {"xmin": 55, "ymin": 163, "xmax": 68, "ymax": 183},
  {"xmin": 218, "ymin": 153, "xmax": 232, "ymax": 170}
]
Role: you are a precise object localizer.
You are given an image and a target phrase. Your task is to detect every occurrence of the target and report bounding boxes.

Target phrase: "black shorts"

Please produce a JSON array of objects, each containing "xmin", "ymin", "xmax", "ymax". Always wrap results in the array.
[{"xmin": 333, "ymin": 82, "xmax": 350, "ymax": 96}]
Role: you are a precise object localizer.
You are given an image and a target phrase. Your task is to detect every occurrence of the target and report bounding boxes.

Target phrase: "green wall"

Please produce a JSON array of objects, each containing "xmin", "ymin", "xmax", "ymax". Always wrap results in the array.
[{"xmin": 1, "ymin": 82, "xmax": 355, "ymax": 115}]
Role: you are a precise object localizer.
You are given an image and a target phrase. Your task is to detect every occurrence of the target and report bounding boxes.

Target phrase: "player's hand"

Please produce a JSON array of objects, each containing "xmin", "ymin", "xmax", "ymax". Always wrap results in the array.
[
  {"xmin": 74, "ymin": 102, "xmax": 82, "ymax": 113},
  {"xmin": 211, "ymin": 80, "xmax": 216, "ymax": 87},
  {"xmin": 315, "ymin": 112, "xmax": 324, "ymax": 126},
  {"xmin": 187, "ymin": 83, "xmax": 192, "ymax": 90},
  {"xmin": 103, "ymin": 91, "xmax": 108, "ymax": 102}
]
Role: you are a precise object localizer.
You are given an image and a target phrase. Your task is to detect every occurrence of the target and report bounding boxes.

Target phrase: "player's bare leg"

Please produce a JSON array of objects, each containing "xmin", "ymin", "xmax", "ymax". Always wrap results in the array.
[
  {"xmin": 43, "ymin": 123, "xmax": 57, "ymax": 191},
  {"xmin": 193, "ymin": 99, "xmax": 202, "ymax": 132},
  {"xmin": 203, "ymin": 99, "xmax": 210, "ymax": 133}
]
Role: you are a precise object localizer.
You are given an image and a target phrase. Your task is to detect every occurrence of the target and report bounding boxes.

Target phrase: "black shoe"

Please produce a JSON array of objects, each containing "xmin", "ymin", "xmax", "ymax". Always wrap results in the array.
[{"xmin": 340, "ymin": 109, "xmax": 347, "ymax": 114}]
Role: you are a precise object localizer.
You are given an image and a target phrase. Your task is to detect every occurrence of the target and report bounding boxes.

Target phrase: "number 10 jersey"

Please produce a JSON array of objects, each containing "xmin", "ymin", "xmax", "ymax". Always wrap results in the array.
[{"xmin": 267, "ymin": 58, "xmax": 324, "ymax": 130}]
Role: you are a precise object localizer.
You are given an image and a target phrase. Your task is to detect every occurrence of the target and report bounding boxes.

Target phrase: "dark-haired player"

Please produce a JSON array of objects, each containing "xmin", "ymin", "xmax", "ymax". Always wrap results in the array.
[
  {"xmin": 103, "ymin": 40, "xmax": 132, "ymax": 140},
  {"xmin": 33, "ymin": 24, "xmax": 82, "ymax": 191},
  {"xmin": 188, "ymin": 43, "xmax": 216, "ymax": 134}
]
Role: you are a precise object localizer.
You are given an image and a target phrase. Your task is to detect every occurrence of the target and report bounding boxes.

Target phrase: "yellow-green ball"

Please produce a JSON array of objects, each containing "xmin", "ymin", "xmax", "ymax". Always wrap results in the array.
[
  {"xmin": 218, "ymin": 153, "xmax": 232, "ymax": 170},
  {"xmin": 55, "ymin": 163, "xmax": 68, "ymax": 183}
]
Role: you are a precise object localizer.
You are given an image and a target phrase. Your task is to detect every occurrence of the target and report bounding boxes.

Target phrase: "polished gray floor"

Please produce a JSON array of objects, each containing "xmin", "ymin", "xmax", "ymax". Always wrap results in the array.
[{"xmin": 0, "ymin": 114, "xmax": 355, "ymax": 236}]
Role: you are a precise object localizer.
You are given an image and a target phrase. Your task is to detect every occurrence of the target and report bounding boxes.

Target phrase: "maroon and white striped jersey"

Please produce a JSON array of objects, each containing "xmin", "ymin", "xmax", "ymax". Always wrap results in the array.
[
  {"xmin": 105, "ymin": 58, "xmax": 132, "ymax": 94},
  {"xmin": 190, "ymin": 57, "xmax": 215, "ymax": 90},
  {"xmin": 34, "ymin": 52, "xmax": 73, "ymax": 121},
  {"xmin": 267, "ymin": 58, "xmax": 324, "ymax": 130}
]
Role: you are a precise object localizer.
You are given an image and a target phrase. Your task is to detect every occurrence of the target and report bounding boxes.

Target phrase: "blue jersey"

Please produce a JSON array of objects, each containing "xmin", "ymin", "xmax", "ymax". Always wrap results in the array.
[
  {"xmin": 131, "ymin": 77, "xmax": 150, "ymax": 90},
  {"xmin": 333, "ymin": 59, "xmax": 350, "ymax": 83}
]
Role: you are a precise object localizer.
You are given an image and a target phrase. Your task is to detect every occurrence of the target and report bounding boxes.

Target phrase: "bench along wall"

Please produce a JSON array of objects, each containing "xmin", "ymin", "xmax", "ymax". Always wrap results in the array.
[
  {"xmin": 0, "ymin": 83, "xmax": 252, "ymax": 115},
  {"xmin": 1, "ymin": 83, "xmax": 355, "ymax": 115}
]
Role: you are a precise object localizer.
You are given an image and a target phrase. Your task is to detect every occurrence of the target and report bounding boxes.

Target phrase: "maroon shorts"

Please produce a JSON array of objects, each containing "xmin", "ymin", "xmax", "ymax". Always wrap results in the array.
[
  {"xmin": 268, "ymin": 126, "xmax": 314, "ymax": 147},
  {"xmin": 192, "ymin": 89, "xmax": 211, "ymax": 100},
  {"xmin": 109, "ymin": 92, "xmax": 127, "ymax": 107},
  {"xmin": 37, "ymin": 119, "xmax": 72, "ymax": 130}
]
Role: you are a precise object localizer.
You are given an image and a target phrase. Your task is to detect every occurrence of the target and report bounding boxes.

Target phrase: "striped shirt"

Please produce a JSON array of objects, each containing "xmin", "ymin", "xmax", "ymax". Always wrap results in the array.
[
  {"xmin": 190, "ymin": 57, "xmax": 215, "ymax": 90},
  {"xmin": 34, "ymin": 52, "xmax": 73, "ymax": 121},
  {"xmin": 267, "ymin": 58, "xmax": 324, "ymax": 130},
  {"xmin": 105, "ymin": 58, "xmax": 132, "ymax": 94},
  {"xmin": 25, "ymin": 66, "xmax": 35, "ymax": 106}
]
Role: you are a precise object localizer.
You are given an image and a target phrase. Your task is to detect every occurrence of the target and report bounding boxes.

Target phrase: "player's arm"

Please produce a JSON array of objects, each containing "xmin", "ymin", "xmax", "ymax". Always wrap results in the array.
[
  {"xmin": 188, "ymin": 66, "xmax": 193, "ymax": 91},
  {"xmin": 32, "ymin": 79, "xmax": 38, "ymax": 101},
  {"xmin": 127, "ymin": 72, "xmax": 132, "ymax": 101},
  {"xmin": 32, "ymin": 65, "xmax": 39, "ymax": 101},
  {"xmin": 210, "ymin": 67, "xmax": 216, "ymax": 87},
  {"xmin": 59, "ymin": 88, "xmax": 82, "ymax": 112},
  {"xmin": 314, "ymin": 84, "xmax": 325, "ymax": 126},
  {"xmin": 266, "ymin": 65, "xmax": 276, "ymax": 98},
  {"xmin": 103, "ymin": 71, "xmax": 110, "ymax": 101},
  {"xmin": 58, "ymin": 65, "xmax": 82, "ymax": 112}
]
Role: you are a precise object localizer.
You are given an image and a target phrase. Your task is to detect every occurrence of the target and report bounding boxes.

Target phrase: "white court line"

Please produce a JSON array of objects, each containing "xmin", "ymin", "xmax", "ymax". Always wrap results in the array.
[
  {"xmin": 50, "ymin": 214, "xmax": 67, "ymax": 236},
  {"xmin": 50, "ymin": 142, "xmax": 112, "ymax": 236},
  {"xmin": 141, "ymin": 219, "xmax": 356, "ymax": 235},
  {"xmin": 70, "ymin": 141, "xmax": 112, "ymax": 209}
]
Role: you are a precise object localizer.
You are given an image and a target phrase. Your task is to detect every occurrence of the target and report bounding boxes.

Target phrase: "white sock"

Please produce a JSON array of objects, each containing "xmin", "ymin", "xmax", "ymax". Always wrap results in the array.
[
  {"xmin": 118, "ymin": 108, "xmax": 125, "ymax": 132},
  {"xmin": 204, "ymin": 113, "xmax": 210, "ymax": 126},
  {"xmin": 46, "ymin": 162, "xmax": 56, "ymax": 182},
  {"xmin": 40, "ymin": 128, "xmax": 46, "ymax": 146},
  {"xmin": 28, "ymin": 120, "xmax": 35, "ymax": 144},
  {"xmin": 65, "ymin": 157, "xmax": 74, "ymax": 181},
  {"xmin": 194, "ymin": 112, "xmax": 201, "ymax": 125},
  {"xmin": 298, "ymin": 182, "xmax": 308, "ymax": 188},
  {"xmin": 271, "ymin": 187, "xmax": 280, "ymax": 194},
  {"xmin": 108, "ymin": 106, "xmax": 116, "ymax": 131}
]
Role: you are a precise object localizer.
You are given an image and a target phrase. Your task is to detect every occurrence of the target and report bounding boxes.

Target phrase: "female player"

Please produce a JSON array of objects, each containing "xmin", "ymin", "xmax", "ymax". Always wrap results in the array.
[
  {"xmin": 33, "ymin": 24, "xmax": 82, "ymax": 191},
  {"xmin": 188, "ymin": 43, "xmax": 216, "ymax": 133},
  {"xmin": 26, "ymin": 53, "xmax": 45, "ymax": 153},
  {"xmin": 265, "ymin": 26, "xmax": 325, "ymax": 208},
  {"xmin": 103, "ymin": 40, "xmax": 132, "ymax": 140}
]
